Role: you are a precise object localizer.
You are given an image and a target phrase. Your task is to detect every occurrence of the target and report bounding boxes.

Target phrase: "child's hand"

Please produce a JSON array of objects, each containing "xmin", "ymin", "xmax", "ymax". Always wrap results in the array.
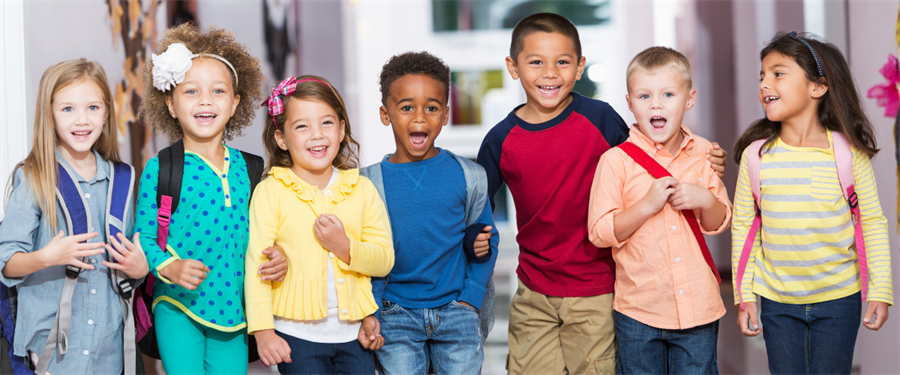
[
  {"xmin": 38, "ymin": 231, "xmax": 105, "ymax": 270},
  {"xmin": 103, "ymin": 232, "xmax": 150, "ymax": 279},
  {"xmin": 639, "ymin": 177, "xmax": 678, "ymax": 214},
  {"xmin": 255, "ymin": 329, "xmax": 292, "ymax": 366},
  {"xmin": 158, "ymin": 259, "xmax": 209, "ymax": 290},
  {"xmin": 259, "ymin": 244, "xmax": 288, "ymax": 281},
  {"xmin": 668, "ymin": 183, "xmax": 715, "ymax": 211},
  {"xmin": 358, "ymin": 315, "xmax": 384, "ymax": 350},
  {"xmin": 737, "ymin": 302, "xmax": 762, "ymax": 337},
  {"xmin": 473, "ymin": 226, "xmax": 493, "ymax": 258},
  {"xmin": 863, "ymin": 301, "xmax": 890, "ymax": 331},
  {"xmin": 708, "ymin": 142, "xmax": 728, "ymax": 178},
  {"xmin": 313, "ymin": 214, "xmax": 351, "ymax": 262}
]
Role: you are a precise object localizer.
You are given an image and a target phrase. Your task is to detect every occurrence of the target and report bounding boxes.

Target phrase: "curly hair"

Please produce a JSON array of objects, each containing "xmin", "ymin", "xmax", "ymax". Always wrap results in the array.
[
  {"xmin": 379, "ymin": 52, "xmax": 450, "ymax": 104},
  {"xmin": 262, "ymin": 75, "xmax": 361, "ymax": 172},
  {"xmin": 140, "ymin": 23, "xmax": 264, "ymax": 141}
]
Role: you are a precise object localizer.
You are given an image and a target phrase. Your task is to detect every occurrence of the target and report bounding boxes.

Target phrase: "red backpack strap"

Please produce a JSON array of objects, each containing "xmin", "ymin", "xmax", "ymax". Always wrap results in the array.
[
  {"xmin": 734, "ymin": 139, "xmax": 767, "ymax": 310},
  {"xmin": 831, "ymin": 131, "xmax": 867, "ymax": 301},
  {"xmin": 617, "ymin": 142, "xmax": 721, "ymax": 284}
]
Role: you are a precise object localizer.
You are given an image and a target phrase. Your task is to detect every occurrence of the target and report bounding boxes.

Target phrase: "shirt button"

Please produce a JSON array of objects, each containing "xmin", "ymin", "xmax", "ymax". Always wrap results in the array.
[
  {"xmin": 222, "ymin": 174, "xmax": 227, "ymax": 178},
  {"xmin": 91, "ymin": 259, "xmax": 97, "ymax": 264},
  {"xmin": 674, "ymin": 257, "xmax": 680, "ymax": 263},
  {"xmin": 90, "ymin": 289, "xmax": 97, "ymax": 295},
  {"xmin": 83, "ymin": 350, "xmax": 89, "ymax": 355},
  {"xmin": 698, "ymin": 177, "xmax": 703, "ymax": 182},
  {"xmin": 668, "ymin": 164, "xmax": 673, "ymax": 168},
  {"xmin": 85, "ymin": 193, "xmax": 91, "ymax": 199},
  {"xmin": 88, "ymin": 319, "xmax": 94, "ymax": 325},
  {"xmin": 337, "ymin": 278, "xmax": 345, "ymax": 285},
  {"xmin": 341, "ymin": 309, "xmax": 349, "ymax": 316},
  {"xmin": 656, "ymin": 145, "xmax": 662, "ymax": 150},
  {"xmin": 323, "ymin": 190, "xmax": 332, "ymax": 198},
  {"xmin": 679, "ymin": 290, "xmax": 685, "ymax": 295},
  {"xmin": 671, "ymin": 225, "xmax": 677, "ymax": 231},
  {"xmin": 225, "ymin": 195, "xmax": 230, "ymax": 199}
]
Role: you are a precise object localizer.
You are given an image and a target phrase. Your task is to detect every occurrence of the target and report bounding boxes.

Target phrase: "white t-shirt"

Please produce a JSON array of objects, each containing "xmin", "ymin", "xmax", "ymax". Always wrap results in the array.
[{"xmin": 274, "ymin": 168, "xmax": 361, "ymax": 343}]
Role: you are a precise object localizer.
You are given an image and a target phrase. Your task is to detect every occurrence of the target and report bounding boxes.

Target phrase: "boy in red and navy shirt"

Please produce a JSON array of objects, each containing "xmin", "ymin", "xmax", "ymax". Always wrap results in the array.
[{"xmin": 477, "ymin": 13, "xmax": 728, "ymax": 374}]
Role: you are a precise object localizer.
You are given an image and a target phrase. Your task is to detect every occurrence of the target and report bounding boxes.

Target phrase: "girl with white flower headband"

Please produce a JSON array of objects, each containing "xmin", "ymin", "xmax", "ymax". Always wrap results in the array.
[{"xmin": 135, "ymin": 23, "xmax": 286, "ymax": 374}]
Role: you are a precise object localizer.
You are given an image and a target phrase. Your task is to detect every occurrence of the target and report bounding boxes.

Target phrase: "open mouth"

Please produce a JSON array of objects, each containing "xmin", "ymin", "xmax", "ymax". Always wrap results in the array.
[
  {"xmin": 650, "ymin": 116, "xmax": 667, "ymax": 130},
  {"xmin": 763, "ymin": 95, "xmax": 779, "ymax": 106},
  {"xmin": 308, "ymin": 145, "xmax": 328, "ymax": 158},
  {"xmin": 538, "ymin": 85, "xmax": 561, "ymax": 96},
  {"xmin": 71, "ymin": 130, "xmax": 93, "ymax": 140},
  {"xmin": 409, "ymin": 132, "xmax": 429, "ymax": 149},
  {"xmin": 194, "ymin": 112, "xmax": 217, "ymax": 125}
]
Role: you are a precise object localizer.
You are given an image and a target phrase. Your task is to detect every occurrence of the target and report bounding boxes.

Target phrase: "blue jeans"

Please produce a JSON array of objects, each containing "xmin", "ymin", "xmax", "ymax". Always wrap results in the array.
[
  {"xmin": 615, "ymin": 311, "xmax": 719, "ymax": 375},
  {"xmin": 376, "ymin": 300, "xmax": 483, "ymax": 375},
  {"xmin": 275, "ymin": 331, "xmax": 375, "ymax": 375},
  {"xmin": 760, "ymin": 292, "xmax": 861, "ymax": 375}
]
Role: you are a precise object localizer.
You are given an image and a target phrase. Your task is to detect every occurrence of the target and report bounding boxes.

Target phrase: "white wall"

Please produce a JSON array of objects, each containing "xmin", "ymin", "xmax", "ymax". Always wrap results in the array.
[{"xmin": 0, "ymin": 1, "xmax": 29, "ymax": 220}]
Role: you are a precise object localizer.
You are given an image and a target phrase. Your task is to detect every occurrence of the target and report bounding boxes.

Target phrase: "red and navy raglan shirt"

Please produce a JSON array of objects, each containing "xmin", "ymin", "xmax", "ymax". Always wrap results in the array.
[{"xmin": 477, "ymin": 92, "xmax": 629, "ymax": 297}]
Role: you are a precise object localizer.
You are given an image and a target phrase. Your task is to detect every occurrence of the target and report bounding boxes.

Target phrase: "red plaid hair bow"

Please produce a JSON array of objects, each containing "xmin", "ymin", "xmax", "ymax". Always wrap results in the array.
[{"xmin": 261, "ymin": 77, "xmax": 330, "ymax": 128}]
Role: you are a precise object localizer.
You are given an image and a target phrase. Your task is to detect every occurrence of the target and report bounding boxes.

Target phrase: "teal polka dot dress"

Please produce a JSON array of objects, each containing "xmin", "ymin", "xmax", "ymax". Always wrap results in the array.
[{"xmin": 135, "ymin": 145, "xmax": 251, "ymax": 331}]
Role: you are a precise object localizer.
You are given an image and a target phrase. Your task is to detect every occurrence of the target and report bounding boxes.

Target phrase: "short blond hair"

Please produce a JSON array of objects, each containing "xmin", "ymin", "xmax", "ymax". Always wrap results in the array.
[{"xmin": 626, "ymin": 46, "xmax": 692, "ymax": 91}]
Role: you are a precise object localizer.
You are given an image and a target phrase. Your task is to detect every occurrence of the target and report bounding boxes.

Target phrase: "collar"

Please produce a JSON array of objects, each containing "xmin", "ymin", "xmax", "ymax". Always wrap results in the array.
[
  {"xmin": 506, "ymin": 92, "xmax": 585, "ymax": 132},
  {"xmin": 627, "ymin": 124, "xmax": 696, "ymax": 157},
  {"xmin": 56, "ymin": 148, "xmax": 110, "ymax": 183},
  {"xmin": 270, "ymin": 166, "xmax": 359, "ymax": 203}
]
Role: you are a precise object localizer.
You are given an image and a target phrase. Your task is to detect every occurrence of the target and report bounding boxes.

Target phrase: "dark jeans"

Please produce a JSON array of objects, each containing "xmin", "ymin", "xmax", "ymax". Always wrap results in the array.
[
  {"xmin": 615, "ymin": 311, "xmax": 719, "ymax": 375},
  {"xmin": 760, "ymin": 292, "xmax": 861, "ymax": 375},
  {"xmin": 275, "ymin": 331, "xmax": 375, "ymax": 375}
]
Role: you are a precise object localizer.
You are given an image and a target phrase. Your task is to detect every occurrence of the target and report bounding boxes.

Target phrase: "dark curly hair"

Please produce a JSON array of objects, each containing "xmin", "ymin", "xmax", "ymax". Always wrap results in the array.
[
  {"xmin": 140, "ymin": 23, "xmax": 264, "ymax": 141},
  {"xmin": 262, "ymin": 75, "xmax": 360, "ymax": 172},
  {"xmin": 379, "ymin": 52, "xmax": 450, "ymax": 104}
]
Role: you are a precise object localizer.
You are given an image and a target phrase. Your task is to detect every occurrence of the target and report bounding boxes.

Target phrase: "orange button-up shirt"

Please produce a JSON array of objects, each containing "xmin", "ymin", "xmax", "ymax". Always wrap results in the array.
[{"xmin": 588, "ymin": 126, "xmax": 731, "ymax": 330}]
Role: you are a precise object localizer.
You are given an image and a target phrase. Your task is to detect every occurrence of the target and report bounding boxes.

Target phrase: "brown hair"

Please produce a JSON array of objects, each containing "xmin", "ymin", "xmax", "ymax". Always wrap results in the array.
[
  {"xmin": 626, "ymin": 46, "xmax": 693, "ymax": 91},
  {"xmin": 262, "ymin": 75, "xmax": 360, "ymax": 172},
  {"xmin": 140, "ymin": 23, "xmax": 264, "ymax": 141},
  {"xmin": 734, "ymin": 32, "xmax": 878, "ymax": 164},
  {"xmin": 6, "ymin": 59, "xmax": 120, "ymax": 230},
  {"xmin": 379, "ymin": 52, "xmax": 451, "ymax": 105},
  {"xmin": 509, "ymin": 13, "xmax": 581, "ymax": 63}
]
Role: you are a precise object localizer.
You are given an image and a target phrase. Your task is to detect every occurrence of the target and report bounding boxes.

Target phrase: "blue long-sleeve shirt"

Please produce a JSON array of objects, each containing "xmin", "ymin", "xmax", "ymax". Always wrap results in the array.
[{"xmin": 370, "ymin": 149, "xmax": 498, "ymax": 313}]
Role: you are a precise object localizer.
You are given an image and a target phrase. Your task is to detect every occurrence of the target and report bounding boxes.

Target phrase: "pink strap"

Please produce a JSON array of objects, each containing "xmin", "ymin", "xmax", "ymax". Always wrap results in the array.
[
  {"xmin": 831, "ymin": 132, "xmax": 867, "ymax": 301},
  {"xmin": 156, "ymin": 195, "xmax": 172, "ymax": 252},
  {"xmin": 735, "ymin": 140, "xmax": 766, "ymax": 310}
]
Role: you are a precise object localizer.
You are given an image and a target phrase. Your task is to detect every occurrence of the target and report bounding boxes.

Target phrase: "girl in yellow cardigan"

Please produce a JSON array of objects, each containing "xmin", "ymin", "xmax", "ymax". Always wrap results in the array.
[{"xmin": 246, "ymin": 75, "xmax": 394, "ymax": 374}]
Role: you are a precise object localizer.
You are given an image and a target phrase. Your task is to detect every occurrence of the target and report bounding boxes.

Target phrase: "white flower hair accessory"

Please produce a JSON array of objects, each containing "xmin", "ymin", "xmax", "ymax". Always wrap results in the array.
[{"xmin": 151, "ymin": 42, "xmax": 239, "ymax": 92}]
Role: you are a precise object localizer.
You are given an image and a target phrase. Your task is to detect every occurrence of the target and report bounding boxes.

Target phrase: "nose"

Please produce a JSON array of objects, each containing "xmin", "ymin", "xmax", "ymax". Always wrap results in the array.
[
  {"xmin": 543, "ymin": 63, "xmax": 558, "ymax": 79},
  {"xmin": 413, "ymin": 107, "xmax": 426, "ymax": 123},
  {"xmin": 310, "ymin": 123, "xmax": 325, "ymax": 139},
  {"xmin": 75, "ymin": 108, "xmax": 90, "ymax": 125},
  {"xmin": 759, "ymin": 76, "xmax": 770, "ymax": 91},
  {"xmin": 199, "ymin": 90, "xmax": 213, "ymax": 105}
]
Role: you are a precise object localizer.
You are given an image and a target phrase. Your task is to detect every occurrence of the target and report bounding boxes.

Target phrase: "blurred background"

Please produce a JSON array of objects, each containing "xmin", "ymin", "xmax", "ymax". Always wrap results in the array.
[{"xmin": 2, "ymin": 0, "xmax": 900, "ymax": 374}]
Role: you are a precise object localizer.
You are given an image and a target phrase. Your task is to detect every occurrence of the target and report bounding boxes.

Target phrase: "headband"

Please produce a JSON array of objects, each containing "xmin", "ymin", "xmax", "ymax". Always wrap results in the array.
[
  {"xmin": 787, "ymin": 31, "xmax": 825, "ymax": 78},
  {"xmin": 151, "ymin": 43, "xmax": 239, "ymax": 92},
  {"xmin": 261, "ymin": 77, "xmax": 340, "ymax": 129}
]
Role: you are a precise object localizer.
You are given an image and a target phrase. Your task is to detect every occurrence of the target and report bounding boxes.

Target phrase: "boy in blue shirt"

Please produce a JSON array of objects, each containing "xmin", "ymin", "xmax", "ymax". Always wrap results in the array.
[{"xmin": 363, "ymin": 51, "xmax": 499, "ymax": 375}]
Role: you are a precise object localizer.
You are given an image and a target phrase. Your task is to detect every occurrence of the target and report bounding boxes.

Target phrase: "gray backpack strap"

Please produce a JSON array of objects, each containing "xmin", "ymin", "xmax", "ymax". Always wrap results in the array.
[
  {"xmin": 446, "ymin": 150, "xmax": 488, "ymax": 227},
  {"xmin": 360, "ymin": 161, "xmax": 389, "ymax": 227},
  {"xmin": 445, "ymin": 150, "xmax": 494, "ymax": 343}
]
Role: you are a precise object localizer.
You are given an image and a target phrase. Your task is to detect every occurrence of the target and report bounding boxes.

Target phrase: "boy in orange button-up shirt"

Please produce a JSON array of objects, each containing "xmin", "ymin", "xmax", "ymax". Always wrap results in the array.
[{"xmin": 587, "ymin": 46, "xmax": 732, "ymax": 374}]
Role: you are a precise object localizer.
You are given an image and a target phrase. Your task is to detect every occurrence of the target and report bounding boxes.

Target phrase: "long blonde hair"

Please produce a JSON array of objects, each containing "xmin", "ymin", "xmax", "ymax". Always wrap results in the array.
[{"xmin": 5, "ymin": 59, "xmax": 120, "ymax": 231}]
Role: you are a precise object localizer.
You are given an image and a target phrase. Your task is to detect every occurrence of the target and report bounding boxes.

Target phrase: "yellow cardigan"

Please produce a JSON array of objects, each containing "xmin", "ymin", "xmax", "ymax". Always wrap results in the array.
[{"xmin": 245, "ymin": 167, "xmax": 394, "ymax": 334}]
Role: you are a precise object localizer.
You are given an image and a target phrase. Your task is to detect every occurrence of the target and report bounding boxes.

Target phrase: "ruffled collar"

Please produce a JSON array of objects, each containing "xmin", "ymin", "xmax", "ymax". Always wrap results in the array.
[{"xmin": 270, "ymin": 166, "xmax": 359, "ymax": 203}]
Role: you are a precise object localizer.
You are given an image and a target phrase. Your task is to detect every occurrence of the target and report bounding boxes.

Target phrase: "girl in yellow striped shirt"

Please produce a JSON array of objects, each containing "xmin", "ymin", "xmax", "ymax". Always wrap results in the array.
[{"xmin": 732, "ymin": 32, "xmax": 892, "ymax": 374}]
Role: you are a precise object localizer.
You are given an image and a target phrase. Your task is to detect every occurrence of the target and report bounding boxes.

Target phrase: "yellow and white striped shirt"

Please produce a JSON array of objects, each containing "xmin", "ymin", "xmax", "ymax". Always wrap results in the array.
[{"xmin": 732, "ymin": 131, "xmax": 893, "ymax": 305}]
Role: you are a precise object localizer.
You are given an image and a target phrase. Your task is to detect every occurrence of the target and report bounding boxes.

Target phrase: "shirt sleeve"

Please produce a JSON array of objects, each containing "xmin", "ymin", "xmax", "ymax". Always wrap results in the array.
[
  {"xmin": 588, "ymin": 151, "xmax": 629, "ymax": 249},
  {"xmin": 700, "ymin": 159, "xmax": 732, "ymax": 235},
  {"xmin": 244, "ymin": 181, "xmax": 280, "ymax": 333},
  {"xmin": 731, "ymin": 151, "xmax": 760, "ymax": 305},
  {"xmin": 0, "ymin": 168, "xmax": 42, "ymax": 287},
  {"xmin": 334, "ymin": 179, "xmax": 394, "ymax": 277},
  {"xmin": 133, "ymin": 157, "xmax": 177, "ymax": 283},
  {"xmin": 477, "ymin": 128, "xmax": 507, "ymax": 212},
  {"xmin": 458, "ymin": 198, "xmax": 499, "ymax": 310},
  {"xmin": 851, "ymin": 148, "xmax": 893, "ymax": 305}
]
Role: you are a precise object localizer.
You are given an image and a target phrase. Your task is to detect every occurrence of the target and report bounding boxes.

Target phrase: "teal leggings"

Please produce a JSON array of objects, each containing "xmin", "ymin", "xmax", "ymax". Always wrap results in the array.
[{"xmin": 154, "ymin": 301, "xmax": 248, "ymax": 374}]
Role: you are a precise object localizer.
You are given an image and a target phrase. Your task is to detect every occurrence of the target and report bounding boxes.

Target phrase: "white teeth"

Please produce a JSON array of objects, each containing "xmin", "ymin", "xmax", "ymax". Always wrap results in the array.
[
  {"xmin": 539, "ymin": 86, "xmax": 560, "ymax": 93},
  {"xmin": 765, "ymin": 96, "xmax": 779, "ymax": 103},
  {"xmin": 651, "ymin": 117, "xmax": 665, "ymax": 121},
  {"xmin": 195, "ymin": 113, "xmax": 215, "ymax": 118},
  {"xmin": 72, "ymin": 131, "xmax": 90, "ymax": 135},
  {"xmin": 309, "ymin": 146, "xmax": 326, "ymax": 152}
]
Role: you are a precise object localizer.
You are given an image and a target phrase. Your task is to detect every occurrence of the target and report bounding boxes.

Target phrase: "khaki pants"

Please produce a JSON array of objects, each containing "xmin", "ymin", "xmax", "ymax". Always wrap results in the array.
[{"xmin": 507, "ymin": 279, "xmax": 616, "ymax": 375}]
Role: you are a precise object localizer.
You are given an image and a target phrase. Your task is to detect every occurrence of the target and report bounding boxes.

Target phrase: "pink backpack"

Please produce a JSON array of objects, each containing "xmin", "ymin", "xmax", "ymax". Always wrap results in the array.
[{"xmin": 734, "ymin": 132, "xmax": 868, "ymax": 310}]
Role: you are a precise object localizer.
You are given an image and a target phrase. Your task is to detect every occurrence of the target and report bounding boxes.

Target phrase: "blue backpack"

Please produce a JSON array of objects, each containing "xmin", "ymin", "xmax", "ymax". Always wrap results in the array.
[
  {"xmin": 360, "ymin": 150, "xmax": 495, "ymax": 342},
  {"xmin": 0, "ymin": 160, "xmax": 139, "ymax": 375}
]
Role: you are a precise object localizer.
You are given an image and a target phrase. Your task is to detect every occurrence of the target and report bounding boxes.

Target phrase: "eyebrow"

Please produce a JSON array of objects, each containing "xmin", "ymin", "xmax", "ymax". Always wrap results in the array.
[
  {"xmin": 55, "ymin": 101, "xmax": 103, "ymax": 107},
  {"xmin": 289, "ymin": 113, "xmax": 337, "ymax": 125},
  {"xmin": 397, "ymin": 97, "xmax": 443, "ymax": 104}
]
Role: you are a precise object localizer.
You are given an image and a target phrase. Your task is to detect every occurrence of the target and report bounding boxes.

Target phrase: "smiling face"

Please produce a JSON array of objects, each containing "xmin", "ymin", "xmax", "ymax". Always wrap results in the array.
[
  {"xmin": 165, "ymin": 57, "xmax": 240, "ymax": 143},
  {"xmin": 627, "ymin": 66, "xmax": 695, "ymax": 154},
  {"xmin": 275, "ymin": 98, "xmax": 345, "ymax": 184},
  {"xmin": 506, "ymin": 31, "xmax": 586, "ymax": 119},
  {"xmin": 759, "ymin": 52, "xmax": 826, "ymax": 123},
  {"xmin": 52, "ymin": 78, "xmax": 108, "ymax": 160},
  {"xmin": 380, "ymin": 74, "xmax": 449, "ymax": 164}
]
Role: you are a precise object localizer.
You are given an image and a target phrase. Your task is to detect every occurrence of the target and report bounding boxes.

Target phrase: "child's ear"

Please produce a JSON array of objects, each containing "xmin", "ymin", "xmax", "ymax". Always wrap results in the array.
[
  {"xmin": 505, "ymin": 56, "xmax": 520, "ymax": 80},
  {"xmin": 274, "ymin": 129, "xmax": 288, "ymax": 151},
  {"xmin": 231, "ymin": 95, "xmax": 241, "ymax": 116},
  {"xmin": 379, "ymin": 106, "xmax": 391, "ymax": 126},
  {"xmin": 339, "ymin": 120, "xmax": 346, "ymax": 142},
  {"xmin": 625, "ymin": 94, "xmax": 633, "ymax": 113},
  {"xmin": 810, "ymin": 79, "xmax": 828, "ymax": 99},
  {"xmin": 442, "ymin": 104, "xmax": 450, "ymax": 126},
  {"xmin": 575, "ymin": 56, "xmax": 587, "ymax": 81},
  {"xmin": 685, "ymin": 89, "xmax": 697, "ymax": 111},
  {"xmin": 165, "ymin": 96, "xmax": 176, "ymax": 119}
]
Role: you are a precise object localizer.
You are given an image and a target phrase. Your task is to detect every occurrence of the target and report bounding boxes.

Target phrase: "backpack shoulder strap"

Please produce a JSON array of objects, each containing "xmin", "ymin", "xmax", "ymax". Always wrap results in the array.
[
  {"xmin": 155, "ymin": 140, "xmax": 185, "ymax": 252},
  {"xmin": 734, "ymin": 139, "xmax": 768, "ymax": 310},
  {"xmin": 105, "ymin": 161, "xmax": 136, "ymax": 298},
  {"xmin": 239, "ymin": 151, "xmax": 265, "ymax": 195},
  {"xmin": 446, "ymin": 150, "xmax": 488, "ymax": 227},
  {"xmin": 746, "ymin": 139, "xmax": 767, "ymax": 201},
  {"xmin": 360, "ymin": 160, "xmax": 387, "ymax": 206},
  {"xmin": 55, "ymin": 162, "xmax": 90, "ymax": 278},
  {"xmin": 830, "ymin": 131, "xmax": 868, "ymax": 301},
  {"xmin": 616, "ymin": 141, "xmax": 722, "ymax": 285}
]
